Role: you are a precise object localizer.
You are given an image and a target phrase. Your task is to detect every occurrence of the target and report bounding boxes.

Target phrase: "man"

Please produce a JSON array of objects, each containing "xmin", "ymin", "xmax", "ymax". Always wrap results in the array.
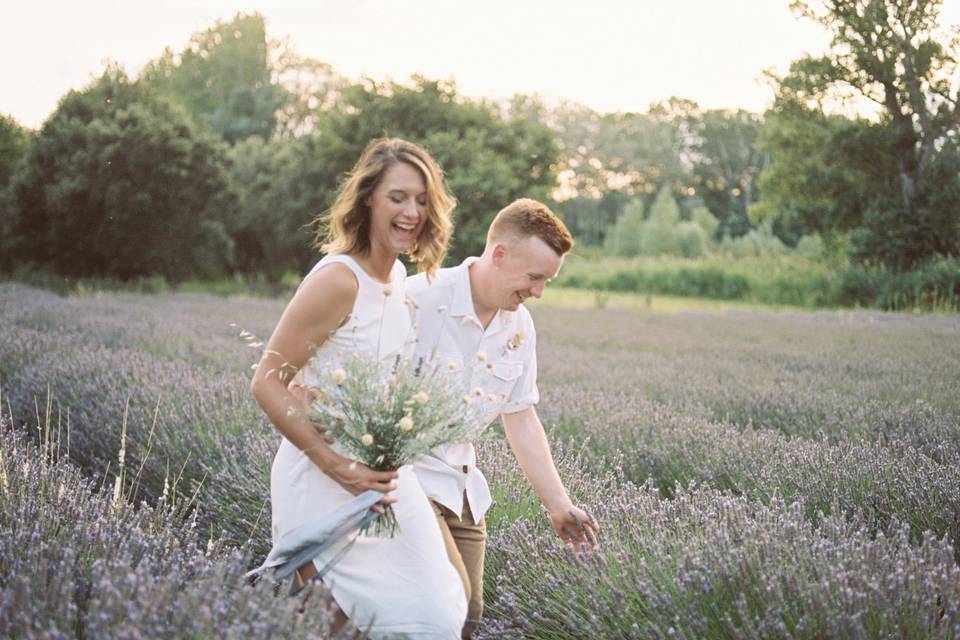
[{"xmin": 407, "ymin": 198, "xmax": 599, "ymax": 639}]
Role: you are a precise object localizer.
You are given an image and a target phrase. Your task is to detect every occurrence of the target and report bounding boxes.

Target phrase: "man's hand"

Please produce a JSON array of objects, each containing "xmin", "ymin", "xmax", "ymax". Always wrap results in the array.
[{"xmin": 550, "ymin": 505, "xmax": 599, "ymax": 550}]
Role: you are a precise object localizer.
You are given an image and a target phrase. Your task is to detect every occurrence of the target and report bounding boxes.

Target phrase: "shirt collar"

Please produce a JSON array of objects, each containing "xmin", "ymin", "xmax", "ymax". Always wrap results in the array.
[
  {"xmin": 449, "ymin": 257, "xmax": 479, "ymax": 319},
  {"xmin": 449, "ymin": 257, "xmax": 514, "ymax": 332}
]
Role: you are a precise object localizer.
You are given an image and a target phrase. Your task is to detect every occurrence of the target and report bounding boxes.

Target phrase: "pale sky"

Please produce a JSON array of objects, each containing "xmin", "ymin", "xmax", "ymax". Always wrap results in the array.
[{"xmin": 4, "ymin": 0, "xmax": 960, "ymax": 129}]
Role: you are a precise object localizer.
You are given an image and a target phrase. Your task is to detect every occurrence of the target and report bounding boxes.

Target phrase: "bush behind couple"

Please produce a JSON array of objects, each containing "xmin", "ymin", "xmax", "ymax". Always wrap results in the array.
[{"xmin": 250, "ymin": 138, "xmax": 598, "ymax": 639}]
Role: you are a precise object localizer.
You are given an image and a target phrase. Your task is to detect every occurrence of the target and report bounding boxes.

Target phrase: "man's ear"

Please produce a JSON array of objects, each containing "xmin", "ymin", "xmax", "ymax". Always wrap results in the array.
[{"xmin": 491, "ymin": 243, "xmax": 508, "ymax": 266}]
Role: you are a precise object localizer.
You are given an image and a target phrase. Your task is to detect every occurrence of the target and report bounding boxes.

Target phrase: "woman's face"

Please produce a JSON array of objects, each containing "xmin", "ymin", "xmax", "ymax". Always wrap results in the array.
[{"xmin": 365, "ymin": 161, "xmax": 428, "ymax": 255}]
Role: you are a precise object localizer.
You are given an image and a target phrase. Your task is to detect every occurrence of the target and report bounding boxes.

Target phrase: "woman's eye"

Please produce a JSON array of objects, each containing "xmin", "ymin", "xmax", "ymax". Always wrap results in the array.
[
  {"xmin": 416, "ymin": 198, "xmax": 427, "ymax": 207},
  {"xmin": 389, "ymin": 196, "xmax": 403, "ymax": 204}
]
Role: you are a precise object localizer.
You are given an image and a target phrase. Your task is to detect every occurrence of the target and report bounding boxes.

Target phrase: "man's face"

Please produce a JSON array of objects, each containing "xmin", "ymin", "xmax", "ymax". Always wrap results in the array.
[{"xmin": 492, "ymin": 236, "xmax": 564, "ymax": 311}]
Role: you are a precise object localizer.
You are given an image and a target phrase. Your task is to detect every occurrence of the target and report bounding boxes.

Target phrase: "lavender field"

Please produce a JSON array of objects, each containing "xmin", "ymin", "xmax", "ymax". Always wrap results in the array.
[{"xmin": 2, "ymin": 281, "xmax": 960, "ymax": 638}]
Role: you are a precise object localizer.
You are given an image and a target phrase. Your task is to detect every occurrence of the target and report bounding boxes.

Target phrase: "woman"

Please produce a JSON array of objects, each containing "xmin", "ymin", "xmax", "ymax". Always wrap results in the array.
[{"xmin": 250, "ymin": 138, "xmax": 467, "ymax": 637}]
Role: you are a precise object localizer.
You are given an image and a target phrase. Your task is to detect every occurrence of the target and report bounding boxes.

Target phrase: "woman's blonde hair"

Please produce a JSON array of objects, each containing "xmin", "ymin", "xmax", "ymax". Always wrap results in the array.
[{"xmin": 314, "ymin": 138, "xmax": 456, "ymax": 275}]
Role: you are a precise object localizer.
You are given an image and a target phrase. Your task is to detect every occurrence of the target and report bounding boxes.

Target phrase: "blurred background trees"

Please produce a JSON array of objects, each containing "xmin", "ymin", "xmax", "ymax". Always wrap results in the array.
[{"xmin": 0, "ymin": 3, "xmax": 957, "ymax": 303}]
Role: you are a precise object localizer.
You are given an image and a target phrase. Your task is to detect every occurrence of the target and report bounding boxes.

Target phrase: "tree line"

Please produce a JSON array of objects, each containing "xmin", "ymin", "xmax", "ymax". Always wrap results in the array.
[{"xmin": 1, "ymin": 2, "xmax": 957, "ymax": 282}]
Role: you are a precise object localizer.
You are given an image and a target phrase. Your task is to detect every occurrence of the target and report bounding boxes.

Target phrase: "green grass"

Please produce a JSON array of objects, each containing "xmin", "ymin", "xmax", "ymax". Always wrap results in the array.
[
  {"xmin": 528, "ymin": 286, "xmax": 810, "ymax": 313},
  {"xmin": 553, "ymin": 252, "xmax": 960, "ymax": 312}
]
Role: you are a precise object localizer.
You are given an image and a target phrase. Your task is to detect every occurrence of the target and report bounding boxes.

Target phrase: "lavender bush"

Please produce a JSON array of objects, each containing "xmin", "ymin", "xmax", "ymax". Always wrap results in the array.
[
  {"xmin": 482, "ymin": 482, "xmax": 960, "ymax": 639},
  {"xmin": 0, "ymin": 418, "xmax": 355, "ymax": 639},
  {"xmin": 3, "ymin": 282, "xmax": 960, "ymax": 637}
]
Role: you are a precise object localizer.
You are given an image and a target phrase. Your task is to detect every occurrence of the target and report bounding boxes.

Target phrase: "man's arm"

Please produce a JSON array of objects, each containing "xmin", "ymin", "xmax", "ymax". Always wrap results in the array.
[{"xmin": 501, "ymin": 406, "xmax": 598, "ymax": 548}]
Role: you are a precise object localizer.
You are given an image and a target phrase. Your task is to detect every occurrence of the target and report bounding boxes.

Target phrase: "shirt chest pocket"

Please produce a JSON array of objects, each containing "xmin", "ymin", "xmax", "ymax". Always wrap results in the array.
[{"xmin": 480, "ymin": 360, "xmax": 523, "ymax": 403}]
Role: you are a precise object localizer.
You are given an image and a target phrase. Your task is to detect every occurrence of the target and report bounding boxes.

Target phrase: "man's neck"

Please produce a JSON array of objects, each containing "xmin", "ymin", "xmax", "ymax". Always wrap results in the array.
[{"xmin": 467, "ymin": 260, "xmax": 498, "ymax": 330}]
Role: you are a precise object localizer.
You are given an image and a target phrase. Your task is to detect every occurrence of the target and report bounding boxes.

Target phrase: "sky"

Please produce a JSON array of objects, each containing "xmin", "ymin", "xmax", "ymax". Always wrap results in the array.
[{"xmin": 4, "ymin": 0, "xmax": 960, "ymax": 129}]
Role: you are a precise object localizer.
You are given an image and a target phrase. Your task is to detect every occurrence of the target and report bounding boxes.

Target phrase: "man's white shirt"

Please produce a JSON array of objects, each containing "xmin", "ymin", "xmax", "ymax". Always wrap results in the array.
[{"xmin": 407, "ymin": 257, "xmax": 539, "ymax": 520}]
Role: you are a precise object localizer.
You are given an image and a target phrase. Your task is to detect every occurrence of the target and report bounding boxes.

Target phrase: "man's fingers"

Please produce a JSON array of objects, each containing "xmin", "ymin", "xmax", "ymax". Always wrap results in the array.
[{"xmin": 583, "ymin": 507, "xmax": 599, "ymax": 532}]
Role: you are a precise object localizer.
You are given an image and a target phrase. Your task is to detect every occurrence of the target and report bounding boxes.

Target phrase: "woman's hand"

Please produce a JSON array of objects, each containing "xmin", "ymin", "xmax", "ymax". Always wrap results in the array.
[{"xmin": 322, "ymin": 452, "xmax": 399, "ymax": 512}]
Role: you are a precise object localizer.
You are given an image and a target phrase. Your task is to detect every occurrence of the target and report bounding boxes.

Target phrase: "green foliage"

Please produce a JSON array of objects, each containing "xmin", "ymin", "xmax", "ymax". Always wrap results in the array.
[
  {"xmin": 686, "ymin": 107, "xmax": 765, "ymax": 238},
  {"xmin": 761, "ymin": 0, "xmax": 960, "ymax": 266},
  {"xmin": 754, "ymin": 102, "xmax": 891, "ymax": 240},
  {"xmin": 838, "ymin": 257, "xmax": 960, "ymax": 311},
  {"xmin": 718, "ymin": 222, "xmax": 789, "ymax": 258},
  {"xmin": 0, "ymin": 114, "xmax": 33, "ymax": 271},
  {"xmin": 674, "ymin": 222, "xmax": 709, "ymax": 258},
  {"xmin": 550, "ymin": 99, "xmax": 688, "ymax": 200},
  {"xmin": 638, "ymin": 188, "xmax": 681, "ymax": 256},
  {"xmin": 691, "ymin": 206, "xmax": 719, "ymax": 239},
  {"xmin": 553, "ymin": 190, "xmax": 630, "ymax": 246},
  {"xmin": 556, "ymin": 252, "xmax": 960, "ymax": 311},
  {"xmin": 849, "ymin": 141, "xmax": 960, "ymax": 269},
  {"xmin": 7, "ymin": 67, "xmax": 235, "ymax": 280},
  {"xmin": 557, "ymin": 254, "xmax": 837, "ymax": 306},
  {"xmin": 140, "ymin": 13, "xmax": 286, "ymax": 144},
  {"xmin": 603, "ymin": 198, "xmax": 644, "ymax": 256},
  {"xmin": 796, "ymin": 233, "xmax": 825, "ymax": 260},
  {"xmin": 604, "ymin": 189, "xmax": 713, "ymax": 258},
  {"xmin": 225, "ymin": 136, "xmax": 321, "ymax": 277},
  {"xmin": 0, "ymin": 114, "xmax": 30, "ymax": 190}
]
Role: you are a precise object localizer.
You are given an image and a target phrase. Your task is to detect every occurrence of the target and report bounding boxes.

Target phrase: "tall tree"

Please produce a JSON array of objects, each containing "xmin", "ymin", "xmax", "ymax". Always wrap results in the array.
[
  {"xmin": 140, "ymin": 13, "xmax": 286, "ymax": 144},
  {"xmin": 270, "ymin": 39, "xmax": 349, "ymax": 137},
  {"xmin": 753, "ymin": 101, "xmax": 894, "ymax": 246},
  {"xmin": 688, "ymin": 108, "xmax": 766, "ymax": 238},
  {"xmin": 0, "ymin": 114, "xmax": 32, "ymax": 270},
  {"xmin": 0, "ymin": 114, "xmax": 31, "ymax": 191},
  {"xmin": 773, "ymin": 0, "xmax": 960, "ymax": 264},
  {"xmin": 7, "ymin": 67, "xmax": 235, "ymax": 279}
]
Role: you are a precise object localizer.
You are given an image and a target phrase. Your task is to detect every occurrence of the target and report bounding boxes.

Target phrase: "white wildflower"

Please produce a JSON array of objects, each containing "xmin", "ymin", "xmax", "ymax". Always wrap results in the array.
[
  {"xmin": 361, "ymin": 433, "xmax": 374, "ymax": 446},
  {"xmin": 413, "ymin": 391, "xmax": 429, "ymax": 405},
  {"xmin": 331, "ymin": 368, "xmax": 347, "ymax": 384},
  {"xmin": 507, "ymin": 331, "xmax": 525, "ymax": 350},
  {"xmin": 398, "ymin": 416, "xmax": 414, "ymax": 432}
]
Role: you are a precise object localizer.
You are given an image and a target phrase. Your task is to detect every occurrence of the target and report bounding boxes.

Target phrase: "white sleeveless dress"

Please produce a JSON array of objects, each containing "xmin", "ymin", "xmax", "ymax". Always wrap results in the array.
[{"xmin": 270, "ymin": 254, "xmax": 467, "ymax": 638}]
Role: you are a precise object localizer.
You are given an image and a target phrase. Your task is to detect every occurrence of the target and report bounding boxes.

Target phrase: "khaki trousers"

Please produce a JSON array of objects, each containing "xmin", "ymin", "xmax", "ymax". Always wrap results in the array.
[{"xmin": 431, "ymin": 497, "xmax": 486, "ymax": 640}]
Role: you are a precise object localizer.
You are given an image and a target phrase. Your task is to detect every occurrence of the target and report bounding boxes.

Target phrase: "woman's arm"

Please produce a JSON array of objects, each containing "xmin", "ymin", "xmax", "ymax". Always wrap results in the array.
[{"xmin": 250, "ymin": 263, "xmax": 398, "ymax": 497}]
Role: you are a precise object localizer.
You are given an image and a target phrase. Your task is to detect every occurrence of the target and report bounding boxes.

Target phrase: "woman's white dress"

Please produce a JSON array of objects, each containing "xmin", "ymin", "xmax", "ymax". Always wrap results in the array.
[{"xmin": 270, "ymin": 254, "xmax": 467, "ymax": 638}]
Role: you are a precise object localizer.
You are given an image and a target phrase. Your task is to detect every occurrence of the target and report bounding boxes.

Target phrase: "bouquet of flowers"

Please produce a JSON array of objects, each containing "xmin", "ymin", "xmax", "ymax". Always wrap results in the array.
[{"xmin": 306, "ymin": 352, "xmax": 494, "ymax": 537}]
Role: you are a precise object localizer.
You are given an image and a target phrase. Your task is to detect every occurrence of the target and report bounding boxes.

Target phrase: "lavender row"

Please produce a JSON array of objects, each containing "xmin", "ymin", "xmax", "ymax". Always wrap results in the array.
[
  {"xmin": 0, "ymin": 419, "xmax": 353, "ymax": 639},
  {"xmin": 480, "ymin": 480, "xmax": 960, "ymax": 639}
]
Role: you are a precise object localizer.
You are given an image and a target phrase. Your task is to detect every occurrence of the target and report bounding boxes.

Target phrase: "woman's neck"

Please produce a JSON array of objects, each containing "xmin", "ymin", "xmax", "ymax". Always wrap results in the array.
[{"xmin": 349, "ymin": 244, "xmax": 397, "ymax": 284}]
